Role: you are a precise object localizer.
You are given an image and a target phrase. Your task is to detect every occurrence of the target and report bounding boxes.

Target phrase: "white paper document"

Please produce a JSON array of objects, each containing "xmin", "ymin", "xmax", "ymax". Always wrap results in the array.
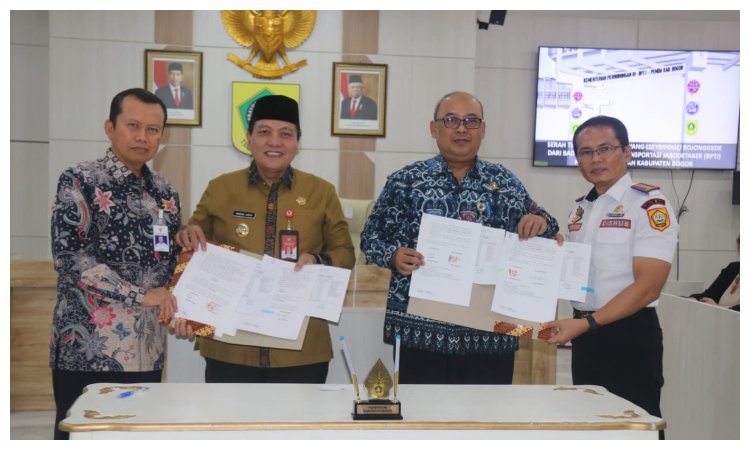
[
  {"xmin": 409, "ymin": 213, "xmax": 481, "ymax": 306},
  {"xmin": 172, "ymin": 243, "xmax": 253, "ymax": 337},
  {"xmin": 474, "ymin": 226, "xmax": 507, "ymax": 285},
  {"xmin": 557, "ymin": 241, "xmax": 592, "ymax": 303},
  {"xmin": 491, "ymin": 234, "xmax": 565, "ymax": 323},
  {"xmin": 173, "ymin": 244, "xmax": 351, "ymax": 340},
  {"xmin": 234, "ymin": 257, "xmax": 308, "ymax": 340},
  {"xmin": 406, "ymin": 215, "xmax": 592, "ymax": 324},
  {"xmin": 306, "ymin": 265, "xmax": 352, "ymax": 322}
]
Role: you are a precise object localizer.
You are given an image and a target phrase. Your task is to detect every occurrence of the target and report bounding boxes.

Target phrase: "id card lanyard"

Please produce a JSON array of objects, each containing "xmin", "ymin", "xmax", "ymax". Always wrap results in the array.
[
  {"xmin": 153, "ymin": 209, "xmax": 170, "ymax": 253},
  {"xmin": 279, "ymin": 208, "xmax": 299, "ymax": 262}
]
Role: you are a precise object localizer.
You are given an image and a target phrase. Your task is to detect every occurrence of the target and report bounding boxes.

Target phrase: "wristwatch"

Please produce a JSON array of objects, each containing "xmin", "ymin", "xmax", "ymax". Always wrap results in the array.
[{"xmin": 585, "ymin": 314, "xmax": 600, "ymax": 332}]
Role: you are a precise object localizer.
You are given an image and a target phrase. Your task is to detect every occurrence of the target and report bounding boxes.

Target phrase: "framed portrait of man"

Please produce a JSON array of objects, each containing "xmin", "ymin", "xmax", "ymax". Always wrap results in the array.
[
  {"xmin": 145, "ymin": 49, "xmax": 203, "ymax": 126},
  {"xmin": 332, "ymin": 62, "xmax": 387, "ymax": 137}
]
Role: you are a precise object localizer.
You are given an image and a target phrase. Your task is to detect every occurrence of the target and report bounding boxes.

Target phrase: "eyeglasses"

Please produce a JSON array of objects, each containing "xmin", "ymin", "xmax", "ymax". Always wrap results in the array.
[
  {"xmin": 435, "ymin": 115, "xmax": 484, "ymax": 129},
  {"xmin": 576, "ymin": 144, "xmax": 625, "ymax": 160}
]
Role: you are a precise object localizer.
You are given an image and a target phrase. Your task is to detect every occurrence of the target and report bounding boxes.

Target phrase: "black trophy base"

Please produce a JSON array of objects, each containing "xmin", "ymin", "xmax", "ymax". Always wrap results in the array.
[{"xmin": 352, "ymin": 399, "xmax": 403, "ymax": 420}]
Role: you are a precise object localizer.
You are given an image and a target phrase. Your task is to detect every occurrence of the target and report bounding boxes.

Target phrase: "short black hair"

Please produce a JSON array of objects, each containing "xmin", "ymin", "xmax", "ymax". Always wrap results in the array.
[
  {"xmin": 109, "ymin": 88, "xmax": 168, "ymax": 128},
  {"xmin": 433, "ymin": 91, "xmax": 484, "ymax": 120},
  {"xmin": 572, "ymin": 115, "xmax": 630, "ymax": 154}
]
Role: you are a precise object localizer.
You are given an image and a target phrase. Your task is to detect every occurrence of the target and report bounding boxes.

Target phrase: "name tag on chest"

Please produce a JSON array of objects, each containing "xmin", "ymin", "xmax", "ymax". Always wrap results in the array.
[{"xmin": 233, "ymin": 210, "xmax": 256, "ymax": 219}]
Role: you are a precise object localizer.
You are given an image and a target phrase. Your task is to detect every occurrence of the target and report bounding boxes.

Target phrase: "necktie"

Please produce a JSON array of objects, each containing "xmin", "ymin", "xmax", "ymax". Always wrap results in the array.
[
  {"xmin": 174, "ymin": 88, "xmax": 181, "ymax": 108},
  {"xmin": 350, "ymin": 98, "xmax": 357, "ymax": 118}
]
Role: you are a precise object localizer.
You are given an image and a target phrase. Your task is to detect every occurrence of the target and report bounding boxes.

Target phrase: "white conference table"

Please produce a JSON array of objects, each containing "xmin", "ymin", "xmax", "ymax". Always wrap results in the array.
[{"xmin": 60, "ymin": 383, "xmax": 665, "ymax": 439}]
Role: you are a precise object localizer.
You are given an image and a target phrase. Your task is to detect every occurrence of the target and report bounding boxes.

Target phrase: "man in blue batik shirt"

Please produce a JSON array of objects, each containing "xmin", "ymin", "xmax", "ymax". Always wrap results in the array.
[{"xmin": 360, "ymin": 91, "xmax": 559, "ymax": 384}]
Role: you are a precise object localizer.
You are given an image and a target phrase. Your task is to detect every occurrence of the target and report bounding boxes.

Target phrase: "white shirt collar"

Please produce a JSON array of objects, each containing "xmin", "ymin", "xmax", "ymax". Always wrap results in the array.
[{"xmin": 601, "ymin": 172, "xmax": 632, "ymax": 201}]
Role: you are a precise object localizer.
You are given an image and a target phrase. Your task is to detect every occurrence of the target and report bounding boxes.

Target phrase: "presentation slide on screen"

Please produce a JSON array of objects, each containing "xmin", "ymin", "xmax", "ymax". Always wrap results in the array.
[{"xmin": 533, "ymin": 48, "xmax": 740, "ymax": 169}]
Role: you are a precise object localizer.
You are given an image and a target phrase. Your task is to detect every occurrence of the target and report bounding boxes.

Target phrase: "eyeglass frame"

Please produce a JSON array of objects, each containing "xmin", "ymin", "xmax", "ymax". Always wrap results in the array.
[
  {"xmin": 434, "ymin": 115, "xmax": 484, "ymax": 130},
  {"xmin": 576, "ymin": 144, "xmax": 626, "ymax": 160}
]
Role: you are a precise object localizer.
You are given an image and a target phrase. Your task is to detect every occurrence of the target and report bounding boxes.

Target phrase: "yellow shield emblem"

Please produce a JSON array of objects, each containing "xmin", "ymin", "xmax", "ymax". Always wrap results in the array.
[{"xmin": 647, "ymin": 207, "xmax": 670, "ymax": 231}]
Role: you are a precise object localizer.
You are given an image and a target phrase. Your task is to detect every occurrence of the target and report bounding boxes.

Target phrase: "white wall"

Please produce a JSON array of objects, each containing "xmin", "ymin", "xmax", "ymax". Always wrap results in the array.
[
  {"xmin": 10, "ymin": 11, "xmax": 50, "ymax": 259},
  {"xmin": 9, "ymin": 9, "xmax": 740, "ymax": 290},
  {"xmin": 658, "ymin": 293, "xmax": 740, "ymax": 439}
]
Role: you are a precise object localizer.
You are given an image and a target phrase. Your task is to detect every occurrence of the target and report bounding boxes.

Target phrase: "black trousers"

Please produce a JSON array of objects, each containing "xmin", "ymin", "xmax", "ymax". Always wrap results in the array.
[
  {"xmin": 204, "ymin": 357, "xmax": 329, "ymax": 383},
  {"xmin": 52, "ymin": 369, "xmax": 162, "ymax": 440},
  {"xmin": 398, "ymin": 346, "xmax": 515, "ymax": 384},
  {"xmin": 572, "ymin": 307, "xmax": 664, "ymax": 418}
]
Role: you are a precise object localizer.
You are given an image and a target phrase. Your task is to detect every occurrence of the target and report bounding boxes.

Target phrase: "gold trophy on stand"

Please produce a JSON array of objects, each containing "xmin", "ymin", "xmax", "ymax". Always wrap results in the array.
[{"xmin": 340, "ymin": 336, "xmax": 403, "ymax": 420}]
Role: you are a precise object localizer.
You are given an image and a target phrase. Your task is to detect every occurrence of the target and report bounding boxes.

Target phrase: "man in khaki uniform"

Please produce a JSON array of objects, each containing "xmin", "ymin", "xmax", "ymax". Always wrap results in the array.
[{"xmin": 174, "ymin": 95, "xmax": 355, "ymax": 382}]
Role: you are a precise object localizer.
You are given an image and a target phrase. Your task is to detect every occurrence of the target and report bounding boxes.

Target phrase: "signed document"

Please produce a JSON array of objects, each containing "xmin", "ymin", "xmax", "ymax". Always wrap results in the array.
[
  {"xmin": 491, "ymin": 234, "xmax": 564, "ymax": 323},
  {"xmin": 173, "ymin": 244, "xmax": 351, "ymax": 340},
  {"xmin": 409, "ymin": 213, "xmax": 481, "ymax": 307},
  {"xmin": 172, "ymin": 244, "xmax": 252, "ymax": 337}
]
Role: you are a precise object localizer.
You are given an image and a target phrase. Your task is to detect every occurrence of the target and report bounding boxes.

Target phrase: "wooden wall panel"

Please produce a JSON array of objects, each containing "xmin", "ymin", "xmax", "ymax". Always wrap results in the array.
[
  {"xmin": 155, "ymin": 10, "xmax": 193, "ymax": 45},
  {"xmin": 342, "ymin": 11, "xmax": 379, "ymax": 54},
  {"xmin": 10, "ymin": 281, "xmax": 57, "ymax": 410},
  {"xmin": 339, "ymin": 152, "xmax": 375, "ymax": 200},
  {"xmin": 153, "ymin": 11, "xmax": 193, "ymax": 224},
  {"xmin": 153, "ymin": 133, "xmax": 191, "ymax": 225},
  {"xmin": 339, "ymin": 12, "xmax": 380, "ymax": 199}
]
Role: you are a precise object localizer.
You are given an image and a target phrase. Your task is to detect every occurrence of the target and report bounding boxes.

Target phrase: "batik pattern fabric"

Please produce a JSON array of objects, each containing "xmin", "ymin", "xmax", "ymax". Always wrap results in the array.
[
  {"xmin": 361, "ymin": 155, "xmax": 559, "ymax": 355},
  {"xmin": 49, "ymin": 148, "xmax": 181, "ymax": 372}
]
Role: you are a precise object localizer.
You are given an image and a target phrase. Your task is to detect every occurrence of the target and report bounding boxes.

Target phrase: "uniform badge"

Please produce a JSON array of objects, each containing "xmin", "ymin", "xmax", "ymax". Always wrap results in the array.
[
  {"xmin": 571, "ymin": 206, "xmax": 584, "ymax": 223},
  {"xmin": 631, "ymin": 182, "xmax": 660, "ymax": 194},
  {"xmin": 647, "ymin": 207, "xmax": 670, "ymax": 231},
  {"xmin": 607, "ymin": 204, "xmax": 625, "ymax": 217},
  {"xmin": 459, "ymin": 210, "xmax": 478, "ymax": 222},
  {"xmin": 600, "ymin": 219, "xmax": 631, "ymax": 229},
  {"xmin": 233, "ymin": 210, "xmax": 256, "ymax": 218},
  {"xmin": 641, "ymin": 198, "xmax": 666, "ymax": 210},
  {"xmin": 235, "ymin": 223, "xmax": 250, "ymax": 237},
  {"xmin": 477, "ymin": 202, "xmax": 486, "ymax": 223}
]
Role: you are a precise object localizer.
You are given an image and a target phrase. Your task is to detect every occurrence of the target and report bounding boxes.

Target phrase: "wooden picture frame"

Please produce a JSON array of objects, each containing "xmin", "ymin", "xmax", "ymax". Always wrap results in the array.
[
  {"xmin": 145, "ymin": 49, "xmax": 203, "ymax": 126},
  {"xmin": 332, "ymin": 62, "xmax": 387, "ymax": 137}
]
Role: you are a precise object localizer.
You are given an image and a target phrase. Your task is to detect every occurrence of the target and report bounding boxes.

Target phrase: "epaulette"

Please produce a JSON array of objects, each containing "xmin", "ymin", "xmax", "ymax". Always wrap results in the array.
[{"xmin": 631, "ymin": 182, "xmax": 660, "ymax": 194}]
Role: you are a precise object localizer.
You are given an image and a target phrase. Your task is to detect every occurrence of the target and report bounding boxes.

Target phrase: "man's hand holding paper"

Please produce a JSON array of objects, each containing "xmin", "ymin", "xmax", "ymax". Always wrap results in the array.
[
  {"xmin": 407, "ymin": 214, "xmax": 591, "ymax": 334},
  {"xmin": 171, "ymin": 243, "xmax": 352, "ymax": 342}
]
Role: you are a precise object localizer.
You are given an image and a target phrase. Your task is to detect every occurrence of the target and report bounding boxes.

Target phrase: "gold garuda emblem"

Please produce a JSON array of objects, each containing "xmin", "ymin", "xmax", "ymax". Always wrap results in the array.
[{"xmin": 221, "ymin": 10, "xmax": 317, "ymax": 79}]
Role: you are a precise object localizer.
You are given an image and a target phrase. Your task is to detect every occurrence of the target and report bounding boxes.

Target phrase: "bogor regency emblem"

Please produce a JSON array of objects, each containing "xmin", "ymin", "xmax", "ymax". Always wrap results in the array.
[{"xmin": 221, "ymin": 10, "xmax": 317, "ymax": 79}]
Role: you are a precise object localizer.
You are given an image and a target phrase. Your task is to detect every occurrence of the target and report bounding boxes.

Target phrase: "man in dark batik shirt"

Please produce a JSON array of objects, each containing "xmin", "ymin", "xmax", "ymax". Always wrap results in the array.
[{"xmin": 49, "ymin": 88, "xmax": 180, "ymax": 439}]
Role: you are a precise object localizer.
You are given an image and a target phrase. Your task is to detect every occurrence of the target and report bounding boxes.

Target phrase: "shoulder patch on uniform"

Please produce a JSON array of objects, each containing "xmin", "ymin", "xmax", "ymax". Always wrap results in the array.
[
  {"xmin": 641, "ymin": 198, "xmax": 666, "ymax": 210},
  {"xmin": 647, "ymin": 207, "xmax": 671, "ymax": 232},
  {"xmin": 631, "ymin": 182, "xmax": 660, "ymax": 193}
]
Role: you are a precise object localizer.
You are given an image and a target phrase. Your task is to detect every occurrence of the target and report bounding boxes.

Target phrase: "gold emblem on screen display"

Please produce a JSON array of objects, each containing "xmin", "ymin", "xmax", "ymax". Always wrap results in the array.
[{"xmin": 221, "ymin": 10, "xmax": 317, "ymax": 79}]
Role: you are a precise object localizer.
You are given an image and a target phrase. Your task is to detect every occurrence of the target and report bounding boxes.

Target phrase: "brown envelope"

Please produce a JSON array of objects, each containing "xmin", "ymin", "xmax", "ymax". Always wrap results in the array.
[{"xmin": 406, "ymin": 283, "xmax": 554, "ymax": 340}]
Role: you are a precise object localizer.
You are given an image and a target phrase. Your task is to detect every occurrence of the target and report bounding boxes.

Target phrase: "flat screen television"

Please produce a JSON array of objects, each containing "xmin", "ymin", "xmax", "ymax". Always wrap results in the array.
[{"xmin": 533, "ymin": 46, "xmax": 740, "ymax": 170}]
